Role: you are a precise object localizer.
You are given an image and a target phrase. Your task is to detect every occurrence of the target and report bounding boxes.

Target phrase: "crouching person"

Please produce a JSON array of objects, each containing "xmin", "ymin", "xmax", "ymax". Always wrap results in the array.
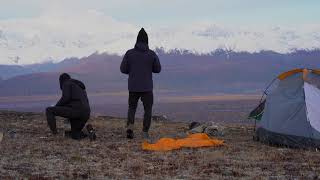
[{"xmin": 46, "ymin": 73, "xmax": 93, "ymax": 140}]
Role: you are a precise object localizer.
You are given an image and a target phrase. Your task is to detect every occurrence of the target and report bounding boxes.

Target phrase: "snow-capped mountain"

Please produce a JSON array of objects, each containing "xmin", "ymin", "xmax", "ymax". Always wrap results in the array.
[{"xmin": 0, "ymin": 10, "xmax": 320, "ymax": 65}]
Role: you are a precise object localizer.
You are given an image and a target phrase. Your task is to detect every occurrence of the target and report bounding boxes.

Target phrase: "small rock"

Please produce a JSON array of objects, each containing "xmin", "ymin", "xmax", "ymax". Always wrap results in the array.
[
  {"xmin": 25, "ymin": 150, "xmax": 31, "ymax": 155},
  {"xmin": 307, "ymin": 172, "xmax": 318, "ymax": 179},
  {"xmin": 80, "ymin": 173, "xmax": 89, "ymax": 179},
  {"xmin": 8, "ymin": 130, "xmax": 16, "ymax": 138},
  {"xmin": 222, "ymin": 169, "xmax": 233, "ymax": 176}
]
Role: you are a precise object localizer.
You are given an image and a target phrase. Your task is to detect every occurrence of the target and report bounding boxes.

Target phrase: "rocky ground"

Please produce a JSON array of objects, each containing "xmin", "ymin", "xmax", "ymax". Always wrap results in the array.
[{"xmin": 0, "ymin": 111, "xmax": 319, "ymax": 179}]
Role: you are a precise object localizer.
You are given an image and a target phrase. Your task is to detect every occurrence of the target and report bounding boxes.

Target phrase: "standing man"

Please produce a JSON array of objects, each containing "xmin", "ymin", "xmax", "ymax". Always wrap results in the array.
[
  {"xmin": 46, "ymin": 73, "xmax": 92, "ymax": 140},
  {"xmin": 120, "ymin": 28, "xmax": 162, "ymax": 139}
]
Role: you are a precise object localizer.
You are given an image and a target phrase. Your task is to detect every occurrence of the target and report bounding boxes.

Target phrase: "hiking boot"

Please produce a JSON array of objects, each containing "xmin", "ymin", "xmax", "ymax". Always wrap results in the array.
[
  {"xmin": 143, "ymin": 131, "xmax": 149, "ymax": 140},
  {"xmin": 65, "ymin": 131, "xmax": 87, "ymax": 140},
  {"xmin": 127, "ymin": 129, "xmax": 134, "ymax": 139},
  {"xmin": 71, "ymin": 131, "xmax": 87, "ymax": 140},
  {"xmin": 86, "ymin": 124, "xmax": 97, "ymax": 141}
]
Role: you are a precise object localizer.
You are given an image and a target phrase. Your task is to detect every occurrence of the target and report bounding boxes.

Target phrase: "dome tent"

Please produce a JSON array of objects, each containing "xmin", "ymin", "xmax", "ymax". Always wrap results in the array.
[{"xmin": 251, "ymin": 69, "xmax": 320, "ymax": 148}]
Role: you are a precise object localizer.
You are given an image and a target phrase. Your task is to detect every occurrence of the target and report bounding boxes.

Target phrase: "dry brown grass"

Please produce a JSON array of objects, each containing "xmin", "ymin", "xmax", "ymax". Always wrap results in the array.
[{"xmin": 0, "ymin": 111, "xmax": 319, "ymax": 179}]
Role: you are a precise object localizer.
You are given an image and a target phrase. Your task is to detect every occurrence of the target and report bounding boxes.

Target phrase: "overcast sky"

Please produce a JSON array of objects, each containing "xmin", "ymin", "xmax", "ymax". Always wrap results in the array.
[
  {"xmin": 0, "ymin": 0, "xmax": 319, "ymax": 26},
  {"xmin": 0, "ymin": 0, "xmax": 319, "ymax": 64}
]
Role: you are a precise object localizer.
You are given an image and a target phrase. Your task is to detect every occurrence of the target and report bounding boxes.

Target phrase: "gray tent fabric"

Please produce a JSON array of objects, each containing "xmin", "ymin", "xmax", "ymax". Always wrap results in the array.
[
  {"xmin": 256, "ymin": 128, "xmax": 320, "ymax": 148},
  {"xmin": 305, "ymin": 82, "xmax": 320, "ymax": 132},
  {"xmin": 256, "ymin": 72, "xmax": 320, "ymax": 148}
]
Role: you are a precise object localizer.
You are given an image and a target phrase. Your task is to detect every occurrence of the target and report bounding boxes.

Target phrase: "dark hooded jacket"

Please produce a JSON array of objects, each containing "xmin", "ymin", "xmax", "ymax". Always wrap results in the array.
[
  {"xmin": 56, "ymin": 75, "xmax": 90, "ymax": 112},
  {"xmin": 120, "ymin": 28, "xmax": 161, "ymax": 92}
]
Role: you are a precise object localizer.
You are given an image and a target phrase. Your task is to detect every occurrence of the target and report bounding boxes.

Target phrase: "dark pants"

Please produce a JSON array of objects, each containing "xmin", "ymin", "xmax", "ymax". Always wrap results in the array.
[
  {"xmin": 127, "ymin": 91, "xmax": 153, "ymax": 132},
  {"xmin": 46, "ymin": 106, "xmax": 90, "ymax": 139}
]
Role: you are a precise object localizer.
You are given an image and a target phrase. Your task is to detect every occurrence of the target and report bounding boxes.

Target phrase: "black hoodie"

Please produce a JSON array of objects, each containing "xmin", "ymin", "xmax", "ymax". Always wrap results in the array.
[
  {"xmin": 56, "ymin": 77, "xmax": 90, "ymax": 111},
  {"xmin": 120, "ymin": 28, "xmax": 161, "ymax": 92}
]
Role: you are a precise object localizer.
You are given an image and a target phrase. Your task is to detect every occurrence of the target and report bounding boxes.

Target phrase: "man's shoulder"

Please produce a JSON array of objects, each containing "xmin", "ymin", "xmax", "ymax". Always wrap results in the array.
[
  {"xmin": 148, "ymin": 49, "xmax": 156, "ymax": 54},
  {"xmin": 147, "ymin": 49, "xmax": 158, "ymax": 57},
  {"xmin": 125, "ymin": 48, "xmax": 136, "ymax": 55},
  {"xmin": 125, "ymin": 48, "xmax": 158, "ymax": 57}
]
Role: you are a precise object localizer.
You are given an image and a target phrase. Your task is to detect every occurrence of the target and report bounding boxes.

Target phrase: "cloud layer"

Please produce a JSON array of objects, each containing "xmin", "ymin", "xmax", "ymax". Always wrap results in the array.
[{"xmin": 0, "ymin": 9, "xmax": 320, "ymax": 65}]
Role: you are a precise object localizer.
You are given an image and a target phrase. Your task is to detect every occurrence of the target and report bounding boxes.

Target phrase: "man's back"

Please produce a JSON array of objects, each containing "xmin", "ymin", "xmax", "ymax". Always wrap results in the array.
[
  {"xmin": 121, "ymin": 42, "xmax": 161, "ymax": 92},
  {"xmin": 57, "ymin": 79, "xmax": 90, "ymax": 111}
]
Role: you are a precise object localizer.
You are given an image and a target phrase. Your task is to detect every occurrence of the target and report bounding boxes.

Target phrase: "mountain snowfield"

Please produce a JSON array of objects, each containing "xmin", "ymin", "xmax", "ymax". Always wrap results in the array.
[{"xmin": 0, "ymin": 10, "xmax": 320, "ymax": 65}]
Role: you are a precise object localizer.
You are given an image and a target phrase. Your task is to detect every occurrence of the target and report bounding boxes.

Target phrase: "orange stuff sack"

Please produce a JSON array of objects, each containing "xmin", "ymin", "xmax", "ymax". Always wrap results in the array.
[{"xmin": 142, "ymin": 133, "xmax": 224, "ymax": 151}]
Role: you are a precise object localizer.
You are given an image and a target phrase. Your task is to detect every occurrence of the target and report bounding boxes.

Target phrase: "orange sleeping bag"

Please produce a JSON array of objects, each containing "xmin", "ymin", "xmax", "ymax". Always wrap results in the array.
[{"xmin": 142, "ymin": 133, "xmax": 224, "ymax": 151}]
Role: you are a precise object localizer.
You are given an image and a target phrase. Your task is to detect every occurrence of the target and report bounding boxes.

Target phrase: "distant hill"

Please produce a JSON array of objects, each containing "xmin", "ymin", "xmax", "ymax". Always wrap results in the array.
[
  {"xmin": 0, "ymin": 57, "xmax": 80, "ymax": 79},
  {"xmin": 0, "ymin": 49, "xmax": 319, "ymax": 96},
  {"xmin": 0, "ymin": 65, "xmax": 33, "ymax": 79}
]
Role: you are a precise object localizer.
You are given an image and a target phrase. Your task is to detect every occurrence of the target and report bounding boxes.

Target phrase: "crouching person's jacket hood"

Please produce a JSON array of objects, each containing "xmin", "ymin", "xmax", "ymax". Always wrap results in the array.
[{"xmin": 56, "ymin": 74, "xmax": 90, "ymax": 111}]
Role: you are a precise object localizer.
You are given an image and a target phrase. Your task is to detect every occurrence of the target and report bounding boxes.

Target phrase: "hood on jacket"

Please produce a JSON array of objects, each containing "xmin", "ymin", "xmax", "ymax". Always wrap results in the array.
[
  {"xmin": 135, "ymin": 42, "xmax": 149, "ymax": 52},
  {"xmin": 136, "ymin": 28, "xmax": 148, "ymax": 45},
  {"xmin": 59, "ymin": 73, "xmax": 71, "ymax": 90},
  {"xmin": 135, "ymin": 28, "xmax": 149, "ymax": 51}
]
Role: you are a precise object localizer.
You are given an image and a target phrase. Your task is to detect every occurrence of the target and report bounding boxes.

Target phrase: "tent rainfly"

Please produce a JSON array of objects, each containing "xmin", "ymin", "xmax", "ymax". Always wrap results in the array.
[{"xmin": 250, "ymin": 69, "xmax": 320, "ymax": 148}]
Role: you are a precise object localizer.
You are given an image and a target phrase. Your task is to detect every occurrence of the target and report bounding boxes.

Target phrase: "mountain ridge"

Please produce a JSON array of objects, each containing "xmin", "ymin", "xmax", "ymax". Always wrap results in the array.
[
  {"xmin": 0, "ymin": 49, "xmax": 319, "ymax": 96},
  {"xmin": 1, "ymin": 48, "xmax": 319, "ymax": 79}
]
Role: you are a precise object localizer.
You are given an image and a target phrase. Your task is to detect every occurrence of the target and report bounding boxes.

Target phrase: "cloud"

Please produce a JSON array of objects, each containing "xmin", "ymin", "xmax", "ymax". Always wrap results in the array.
[
  {"xmin": 0, "ymin": 9, "xmax": 140, "ymax": 64},
  {"xmin": 0, "ymin": 5, "xmax": 319, "ymax": 65}
]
